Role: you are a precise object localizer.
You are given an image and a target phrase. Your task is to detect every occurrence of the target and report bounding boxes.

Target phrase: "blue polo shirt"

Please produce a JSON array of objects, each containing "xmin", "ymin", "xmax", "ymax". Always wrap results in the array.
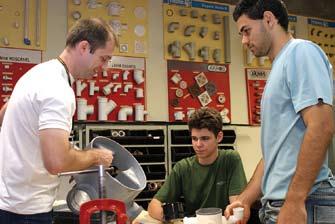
[{"xmin": 261, "ymin": 39, "xmax": 333, "ymax": 204}]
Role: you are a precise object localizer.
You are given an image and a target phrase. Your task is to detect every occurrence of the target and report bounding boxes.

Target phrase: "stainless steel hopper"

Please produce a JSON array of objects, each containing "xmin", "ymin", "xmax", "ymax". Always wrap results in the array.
[{"xmin": 65, "ymin": 136, "xmax": 147, "ymax": 219}]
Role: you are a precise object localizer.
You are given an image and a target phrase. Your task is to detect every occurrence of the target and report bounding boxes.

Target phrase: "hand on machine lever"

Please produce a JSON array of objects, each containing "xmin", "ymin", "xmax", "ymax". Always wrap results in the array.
[{"xmin": 92, "ymin": 147, "xmax": 114, "ymax": 167}]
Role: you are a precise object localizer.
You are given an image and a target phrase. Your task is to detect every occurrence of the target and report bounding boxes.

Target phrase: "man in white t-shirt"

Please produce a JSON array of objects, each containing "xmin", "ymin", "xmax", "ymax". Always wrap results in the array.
[{"xmin": 0, "ymin": 18, "xmax": 117, "ymax": 224}]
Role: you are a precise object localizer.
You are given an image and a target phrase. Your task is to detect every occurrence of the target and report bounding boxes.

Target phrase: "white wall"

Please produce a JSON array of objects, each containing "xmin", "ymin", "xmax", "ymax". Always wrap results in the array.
[
  {"xmin": 146, "ymin": 0, "xmax": 168, "ymax": 121},
  {"xmin": 44, "ymin": 0, "xmax": 67, "ymax": 61}
]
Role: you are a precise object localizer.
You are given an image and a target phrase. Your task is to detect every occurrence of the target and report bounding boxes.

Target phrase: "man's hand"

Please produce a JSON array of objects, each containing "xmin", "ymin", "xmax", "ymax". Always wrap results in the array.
[
  {"xmin": 224, "ymin": 200, "xmax": 250, "ymax": 224},
  {"xmin": 277, "ymin": 200, "xmax": 306, "ymax": 224},
  {"xmin": 92, "ymin": 148, "xmax": 114, "ymax": 167},
  {"xmin": 224, "ymin": 159, "xmax": 264, "ymax": 224},
  {"xmin": 148, "ymin": 198, "xmax": 164, "ymax": 221}
]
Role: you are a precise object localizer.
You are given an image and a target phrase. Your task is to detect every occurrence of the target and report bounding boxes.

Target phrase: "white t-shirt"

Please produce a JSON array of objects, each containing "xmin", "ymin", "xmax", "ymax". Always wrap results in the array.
[{"xmin": 0, "ymin": 59, "xmax": 76, "ymax": 214}]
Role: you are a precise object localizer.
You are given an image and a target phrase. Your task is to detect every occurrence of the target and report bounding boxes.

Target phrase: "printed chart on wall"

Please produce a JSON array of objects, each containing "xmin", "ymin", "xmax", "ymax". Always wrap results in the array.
[
  {"xmin": 245, "ymin": 68, "xmax": 270, "ymax": 126},
  {"xmin": 74, "ymin": 56, "xmax": 146, "ymax": 122},
  {"xmin": 0, "ymin": 47, "xmax": 42, "ymax": 108},
  {"xmin": 168, "ymin": 60, "xmax": 231, "ymax": 123},
  {"xmin": 163, "ymin": 0, "xmax": 230, "ymax": 64},
  {"xmin": 68, "ymin": 0, "xmax": 148, "ymax": 58},
  {"xmin": 307, "ymin": 18, "xmax": 335, "ymax": 69}
]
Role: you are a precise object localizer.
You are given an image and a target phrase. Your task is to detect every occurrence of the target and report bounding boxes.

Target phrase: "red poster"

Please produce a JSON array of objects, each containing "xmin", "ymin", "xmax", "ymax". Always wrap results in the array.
[
  {"xmin": 167, "ymin": 60, "xmax": 231, "ymax": 123},
  {"xmin": 0, "ymin": 48, "xmax": 42, "ymax": 108},
  {"xmin": 245, "ymin": 68, "xmax": 270, "ymax": 125},
  {"xmin": 74, "ymin": 56, "xmax": 146, "ymax": 122}
]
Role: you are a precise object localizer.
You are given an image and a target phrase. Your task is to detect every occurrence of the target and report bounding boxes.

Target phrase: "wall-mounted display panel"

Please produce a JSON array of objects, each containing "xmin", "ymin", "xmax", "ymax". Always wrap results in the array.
[
  {"xmin": 0, "ymin": 0, "xmax": 47, "ymax": 50},
  {"xmin": 74, "ymin": 56, "xmax": 146, "ymax": 122},
  {"xmin": 0, "ymin": 47, "xmax": 42, "ymax": 107},
  {"xmin": 308, "ymin": 18, "xmax": 335, "ymax": 68},
  {"xmin": 245, "ymin": 68, "xmax": 270, "ymax": 126},
  {"xmin": 167, "ymin": 60, "xmax": 231, "ymax": 123},
  {"xmin": 163, "ymin": 0, "xmax": 229, "ymax": 64},
  {"xmin": 68, "ymin": 0, "xmax": 148, "ymax": 58}
]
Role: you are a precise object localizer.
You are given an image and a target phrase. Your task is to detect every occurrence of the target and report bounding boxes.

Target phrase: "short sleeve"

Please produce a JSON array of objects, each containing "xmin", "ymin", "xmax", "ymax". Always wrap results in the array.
[
  {"xmin": 38, "ymin": 85, "xmax": 75, "ymax": 132},
  {"xmin": 286, "ymin": 42, "xmax": 333, "ymax": 113}
]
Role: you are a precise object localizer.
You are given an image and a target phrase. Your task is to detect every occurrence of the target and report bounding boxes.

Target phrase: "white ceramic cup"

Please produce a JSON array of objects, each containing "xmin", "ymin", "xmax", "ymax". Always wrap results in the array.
[{"xmin": 196, "ymin": 208, "xmax": 222, "ymax": 224}]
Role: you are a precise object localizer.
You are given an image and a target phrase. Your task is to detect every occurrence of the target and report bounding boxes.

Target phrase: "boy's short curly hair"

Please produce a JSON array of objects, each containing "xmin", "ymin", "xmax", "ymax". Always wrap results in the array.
[{"xmin": 188, "ymin": 107, "xmax": 223, "ymax": 136}]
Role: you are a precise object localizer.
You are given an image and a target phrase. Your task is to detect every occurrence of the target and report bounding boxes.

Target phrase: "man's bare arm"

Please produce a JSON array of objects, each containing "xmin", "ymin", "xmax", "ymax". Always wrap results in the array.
[{"xmin": 39, "ymin": 128, "xmax": 113, "ymax": 175}]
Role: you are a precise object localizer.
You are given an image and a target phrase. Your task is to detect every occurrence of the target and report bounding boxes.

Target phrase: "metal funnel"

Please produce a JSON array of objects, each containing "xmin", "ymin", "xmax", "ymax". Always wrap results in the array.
[{"xmin": 66, "ymin": 136, "xmax": 147, "ymax": 219}]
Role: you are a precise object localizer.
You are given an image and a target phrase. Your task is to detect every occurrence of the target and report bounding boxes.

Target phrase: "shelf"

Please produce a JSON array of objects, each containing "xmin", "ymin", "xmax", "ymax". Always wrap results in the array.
[
  {"xmin": 122, "ymin": 145, "xmax": 165, "ymax": 147},
  {"xmin": 170, "ymin": 129, "xmax": 236, "ymax": 145},
  {"xmin": 88, "ymin": 129, "xmax": 165, "ymax": 145},
  {"xmin": 126, "ymin": 146, "xmax": 166, "ymax": 163},
  {"xmin": 141, "ymin": 164, "xmax": 167, "ymax": 180},
  {"xmin": 135, "ymin": 198, "xmax": 152, "ymax": 202},
  {"xmin": 139, "ymin": 162, "xmax": 165, "ymax": 165}
]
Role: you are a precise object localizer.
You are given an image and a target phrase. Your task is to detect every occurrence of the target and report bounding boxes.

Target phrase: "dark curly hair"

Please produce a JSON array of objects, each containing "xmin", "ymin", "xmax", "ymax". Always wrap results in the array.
[
  {"xmin": 66, "ymin": 18, "xmax": 118, "ymax": 53},
  {"xmin": 233, "ymin": 0, "xmax": 289, "ymax": 31},
  {"xmin": 188, "ymin": 107, "xmax": 223, "ymax": 137}
]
